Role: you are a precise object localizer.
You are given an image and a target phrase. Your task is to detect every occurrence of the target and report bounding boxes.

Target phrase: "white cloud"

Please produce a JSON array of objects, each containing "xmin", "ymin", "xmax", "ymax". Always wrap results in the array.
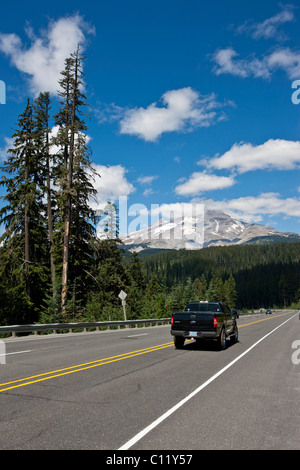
[
  {"xmin": 0, "ymin": 137, "xmax": 13, "ymax": 162},
  {"xmin": 145, "ymin": 202, "xmax": 205, "ymax": 222},
  {"xmin": 175, "ymin": 171, "xmax": 235, "ymax": 196},
  {"xmin": 267, "ymin": 48, "xmax": 300, "ymax": 79},
  {"xmin": 212, "ymin": 46, "xmax": 300, "ymax": 80},
  {"xmin": 237, "ymin": 7, "xmax": 295, "ymax": 40},
  {"xmin": 212, "ymin": 47, "xmax": 271, "ymax": 79},
  {"xmin": 137, "ymin": 175, "xmax": 158, "ymax": 197},
  {"xmin": 0, "ymin": 14, "xmax": 94, "ymax": 96},
  {"xmin": 95, "ymin": 102, "xmax": 126, "ymax": 124},
  {"xmin": 89, "ymin": 164, "xmax": 135, "ymax": 211},
  {"xmin": 205, "ymin": 193, "xmax": 300, "ymax": 224},
  {"xmin": 137, "ymin": 175, "xmax": 158, "ymax": 185},
  {"xmin": 142, "ymin": 188, "xmax": 154, "ymax": 197},
  {"xmin": 132, "ymin": 196, "xmax": 300, "ymax": 226},
  {"xmin": 213, "ymin": 47, "xmax": 270, "ymax": 78},
  {"xmin": 204, "ymin": 139, "xmax": 300, "ymax": 174},
  {"xmin": 119, "ymin": 87, "xmax": 229, "ymax": 142}
]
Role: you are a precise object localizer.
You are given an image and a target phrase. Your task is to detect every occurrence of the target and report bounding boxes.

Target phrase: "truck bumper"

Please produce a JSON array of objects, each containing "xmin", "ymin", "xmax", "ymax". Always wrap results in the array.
[{"xmin": 171, "ymin": 330, "xmax": 218, "ymax": 339}]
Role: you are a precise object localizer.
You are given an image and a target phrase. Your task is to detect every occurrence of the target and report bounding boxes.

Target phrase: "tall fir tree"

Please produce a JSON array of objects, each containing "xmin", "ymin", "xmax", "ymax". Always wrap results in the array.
[
  {"xmin": 53, "ymin": 46, "xmax": 98, "ymax": 316},
  {"xmin": 224, "ymin": 274, "xmax": 237, "ymax": 308},
  {"xmin": 193, "ymin": 273, "xmax": 207, "ymax": 300},
  {"xmin": 34, "ymin": 92, "xmax": 57, "ymax": 298},
  {"xmin": 0, "ymin": 99, "xmax": 48, "ymax": 322},
  {"xmin": 127, "ymin": 251, "xmax": 146, "ymax": 319}
]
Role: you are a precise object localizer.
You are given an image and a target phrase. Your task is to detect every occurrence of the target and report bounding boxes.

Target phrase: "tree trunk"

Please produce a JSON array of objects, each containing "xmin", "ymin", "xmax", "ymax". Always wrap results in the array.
[
  {"xmin": 45, "ymin": 108, "xmax": 56, "ymax": 298},
  {"xmin": 61, "ymin": 54, "xmax": 78, "ymax": 315},
  {"xmin": 24, "ymin": 152, "xmax": 30, "ymax": 301}
]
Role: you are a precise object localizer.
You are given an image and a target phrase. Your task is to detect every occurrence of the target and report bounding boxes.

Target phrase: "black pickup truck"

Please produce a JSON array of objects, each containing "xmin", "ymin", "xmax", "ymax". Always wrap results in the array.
[{"xmin": 171, "ymin": 301, "xmax": 238, "ymax": 350}]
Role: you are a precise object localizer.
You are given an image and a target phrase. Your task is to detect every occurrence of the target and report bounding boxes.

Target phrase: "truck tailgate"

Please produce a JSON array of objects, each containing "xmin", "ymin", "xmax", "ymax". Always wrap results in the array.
[{"xmin": 172, "ymin": 312, "xmax": 215, "ymax": 331}]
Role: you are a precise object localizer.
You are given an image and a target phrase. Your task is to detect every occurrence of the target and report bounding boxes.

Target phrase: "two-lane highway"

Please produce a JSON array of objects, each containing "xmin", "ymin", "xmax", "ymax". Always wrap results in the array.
[{"xmin": 0, "ymin": 310, "xmax": 299, "ymax": 450}]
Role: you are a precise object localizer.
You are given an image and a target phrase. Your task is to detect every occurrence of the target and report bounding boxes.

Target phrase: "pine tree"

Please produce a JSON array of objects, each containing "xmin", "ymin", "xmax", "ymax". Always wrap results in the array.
[
  {"xmin": 193, "ymin": 273, "xmax": 207, "ymax": 300},
  {"xmin": 94, "ymin": 238, "xmax": 130, "ymax": 310},
  {"xmin": 127, "ymin": 251, "xmax": 146, "ymax": 291},
  {"xmin": 166, "ymin": 282, "xmax": 186, "ymax": 312},
  {"xmin": 224, "ymin": 274, "xmax": 237, "ymax": 308},
  {"xmin": 68, "ymin": 128, "xmax": 99, "ymax": 305},
  {"xmin": 99, "ymin": 201, "xmax": 119, "ymax": 240},
  {"xmin": 144, "ymin": 274, "xmax": 165, "ymax": 318},
  {"xmin": 34, "ymin": 92, "xmax": 57, "ymax": 297},
  {"xmin": 207, "ymin": 275, "xmax": 224, "ymax": 301},
  {"xmin": 0, "ymin": 99, "xmax": 48, "ymax": 322},
  {"xmin": 125, "ymin": 251, "xmax": 146, "ymax": 319},
  {"xmin": 183, "ymin": 277, "xmax": 194, "ymax": 306},
  {"xmin": 53, "ymin": 46, "xmax": 98, "ymax": 316}
]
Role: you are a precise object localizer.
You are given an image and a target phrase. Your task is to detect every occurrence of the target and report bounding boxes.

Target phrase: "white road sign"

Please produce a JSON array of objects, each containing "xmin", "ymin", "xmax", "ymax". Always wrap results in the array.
[{"xmin": 118, "ymin": 290, "xmax": 127, "ymax": 301}]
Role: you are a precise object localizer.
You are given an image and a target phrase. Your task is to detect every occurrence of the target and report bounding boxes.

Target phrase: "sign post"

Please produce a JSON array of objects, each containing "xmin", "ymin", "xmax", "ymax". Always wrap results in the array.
[{"xmin": 118, "ymin": 290, "xmax": 127, "ymax": 322}]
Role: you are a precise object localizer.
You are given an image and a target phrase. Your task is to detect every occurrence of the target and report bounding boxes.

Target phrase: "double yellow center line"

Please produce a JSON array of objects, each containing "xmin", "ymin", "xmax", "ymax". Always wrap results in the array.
[
  {"xmin": 0, "ymin": 342, "xmax": 174, "ymax": 393},
  {"xmin": 238, "ymin": 310, "xmax": 292, "ymax": 328},
  {"xmin": 0, "ymin": 311, "xmax": 293, "ymax": 393}
]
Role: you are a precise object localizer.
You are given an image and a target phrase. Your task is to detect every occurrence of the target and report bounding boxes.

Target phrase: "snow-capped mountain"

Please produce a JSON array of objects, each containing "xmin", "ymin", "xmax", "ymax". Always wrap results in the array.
[{"xmin": 120, "ymin": 209, "xmax": 300, "ymax": 252}]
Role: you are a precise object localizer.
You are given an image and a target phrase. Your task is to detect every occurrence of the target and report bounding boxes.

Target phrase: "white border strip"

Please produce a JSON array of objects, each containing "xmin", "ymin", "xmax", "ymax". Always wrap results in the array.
[{"xmin": 119, "ymin": 313, "xmax": 297, "ymax": 450}]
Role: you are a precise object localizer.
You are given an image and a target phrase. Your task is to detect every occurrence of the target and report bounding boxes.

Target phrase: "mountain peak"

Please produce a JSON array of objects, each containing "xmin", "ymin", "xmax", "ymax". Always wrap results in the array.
[{"xmin": 120, "ymin": 209, "xmax": 300, "ymax": 251}]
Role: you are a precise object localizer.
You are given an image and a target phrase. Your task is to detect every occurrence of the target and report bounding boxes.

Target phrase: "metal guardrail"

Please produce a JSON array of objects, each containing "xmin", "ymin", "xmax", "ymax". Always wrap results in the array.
[
  {"xmin": 0, "ymin": 318, "xmax": 171, "ymax": 337},
  {"xmin": 0, "ymin": 310, "xmax": 293, "ymax": 338}
]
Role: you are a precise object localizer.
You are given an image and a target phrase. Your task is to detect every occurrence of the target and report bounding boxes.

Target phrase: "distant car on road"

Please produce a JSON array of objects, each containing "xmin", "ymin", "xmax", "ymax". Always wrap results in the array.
[{"xmin": 266, "ymin": 309, "xmax": 272, "ymax": 314}]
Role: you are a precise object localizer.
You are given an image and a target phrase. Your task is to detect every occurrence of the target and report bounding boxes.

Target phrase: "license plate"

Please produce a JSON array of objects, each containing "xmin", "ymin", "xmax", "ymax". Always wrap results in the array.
[{"xmin": 189, "ymin": 331, "xmax": 198, "ymax": 337}]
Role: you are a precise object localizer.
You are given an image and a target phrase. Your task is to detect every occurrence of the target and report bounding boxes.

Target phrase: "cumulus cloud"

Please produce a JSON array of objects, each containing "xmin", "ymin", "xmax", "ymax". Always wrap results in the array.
[
  {"xmin": 89, "ymin": 164, "xmax": 135, "ymax": 211},
  {"xmin": 118, "ymin": 87, "xmax": 230, "ymax": 142},
  {"xmin": 175, "ymin": 171, "xmax": 235, "ymax": 196},
  {"xmin": 213, "ymin": 47, "xmax": 300, "ymax": 80},
  {"xmin": 138, "ymin": 196, "xmax": 300, "ymax": 226},
  {"xmin": 204, "ymin": 139, "xmax": 300, "ymax": 174},
  {"xmin": 0, "ymin": 14, "xmax": 94, "ymax": 96},
  {"xmin": 212, "ymin": 46, "xmax": 300, "ymax": 80},
  {"xmin": 212, "ymin": 47, "xmax": 271, "ymax": 79},
  {"xmin": 205, "ymin": 193, "xmax": 300, "ymax": 224},
  {"xmin": 215, "ymin": 7, "xmax": 299, "ymax": 79},
  {"xmin": 267, "ymin": 48, "xmax": 300, "ymax": 79}
]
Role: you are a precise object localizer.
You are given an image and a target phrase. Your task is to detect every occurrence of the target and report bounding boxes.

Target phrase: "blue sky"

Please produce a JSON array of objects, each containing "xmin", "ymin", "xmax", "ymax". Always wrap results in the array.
[{"xmin": 0, "ymin": 0, "xmax": 300, "ymax": 235}]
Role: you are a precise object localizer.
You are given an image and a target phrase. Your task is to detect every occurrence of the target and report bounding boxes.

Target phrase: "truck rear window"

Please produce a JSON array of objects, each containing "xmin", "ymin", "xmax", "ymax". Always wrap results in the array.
[{"xmin": 185, "ymin": 302, "xmax": 221, "ymax": 312}]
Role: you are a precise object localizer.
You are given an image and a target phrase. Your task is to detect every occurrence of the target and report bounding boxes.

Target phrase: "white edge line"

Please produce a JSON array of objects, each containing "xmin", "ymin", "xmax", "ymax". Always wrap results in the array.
[
  {"xmin": 119, "ymin": 313, "xmax": 297, "ymax": 450},
  {"xmin": 127, "ymin": 334, "xmax": 148, "ymax": 338},
  {"xmin": 0, "ymin": 350, "xmax": 32, "ymax": 356}
]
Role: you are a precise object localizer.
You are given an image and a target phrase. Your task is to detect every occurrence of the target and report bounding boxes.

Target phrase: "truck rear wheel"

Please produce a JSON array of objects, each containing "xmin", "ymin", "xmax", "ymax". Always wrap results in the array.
[
  {"xmin": 230, "ymin": 326, "xmax": 238, "ymax": 345},
  {"xmin": 218, "ymin": 328, "xmax": 227, "ymax": 350},
  {"xmin": 174, "ymin": 336, "xmax": 185, "ymax": 349}
]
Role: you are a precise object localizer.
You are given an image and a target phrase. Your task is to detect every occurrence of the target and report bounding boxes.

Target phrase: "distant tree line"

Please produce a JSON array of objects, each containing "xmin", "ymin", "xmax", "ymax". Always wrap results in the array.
[{"xmin": 142, "ymin": 242, "xmax": 300, "ymax": 310}]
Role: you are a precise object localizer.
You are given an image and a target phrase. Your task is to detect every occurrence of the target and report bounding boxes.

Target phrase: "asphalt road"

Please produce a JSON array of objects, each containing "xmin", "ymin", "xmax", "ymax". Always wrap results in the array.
[{"xmin": 0, "ymin": 310, "xmax": 299, "ymax": 451}]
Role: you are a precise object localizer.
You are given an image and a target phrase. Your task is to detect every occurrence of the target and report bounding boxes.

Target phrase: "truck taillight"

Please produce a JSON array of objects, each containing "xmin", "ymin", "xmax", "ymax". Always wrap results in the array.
[
  {"xmin": 213, "ymin": 317, "xmax": 218, "ymax": 328},
  {"xmin": 171, "ymin": 316, "xmax": 174, "ymax": 326}
]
